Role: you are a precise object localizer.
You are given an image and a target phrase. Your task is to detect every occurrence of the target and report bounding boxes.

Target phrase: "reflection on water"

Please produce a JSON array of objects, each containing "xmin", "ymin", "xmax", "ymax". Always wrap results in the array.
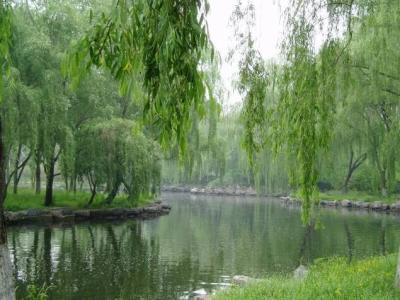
[{"xmin": 8, "ymin": 193, "xmax": 400, "ymax": 299}]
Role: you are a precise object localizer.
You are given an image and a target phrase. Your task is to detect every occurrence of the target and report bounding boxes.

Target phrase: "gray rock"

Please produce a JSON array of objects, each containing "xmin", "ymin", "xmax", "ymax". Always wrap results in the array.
[
  {"xmin": 359, "ymin": 202, "xmax": 370, "ymax": 209},
  {"xmin": 126, "ymin": 208, "xmax": 141, "ymax": 217},
  {"xmin": 192, "ymin": 289, "xmax": 209, "ymax": 300},
  {"xmin": 280, "ymin": 196, "xmax": 291, "ymax": 202},
  {"xmin": 50, "ymin": 208, "xmax": 73, "ymax": 216},
  {"xmin": 50, "ymin": 208, "xmax": 74, "ymax": 221},
  {"xmin": 161, "ymin": 203, "xmax": 171, "ymax": 210},
  {"xmin": 391, "ymin": 201, "xmax": 400, "ymax": 212},
  {"xmin": 340, "ymin": 199, "xmax": 353, "ymax": 208},
  {"xmin": 26, "ymin": 209, "xmax": 45, "ymax": 217},
  {"xmin": 143, "ymin": 206, "xmax": 160, "ymax": 213},
  {"xmin": 89, "ymin": 208, "xmax": 125, "ymax": 219},
  {"xmin": 371, "ymin": 202, "xmax": 383, "ymax": 210},
  {"xmin": 326, "ymin": 201, "xmax": 338, "ymax": 207},
  {"xmin": 293, "ymin": 265, "xmax": 308, "ymax": 279},
  {"xmin": 74, "ymin": 210, "xmax": 90, "ymax": 219}
]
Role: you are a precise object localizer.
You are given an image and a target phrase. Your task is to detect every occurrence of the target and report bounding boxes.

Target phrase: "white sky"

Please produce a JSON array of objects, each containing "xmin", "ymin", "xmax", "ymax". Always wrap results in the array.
[{"xmin": 207, "ymin": 0, "xmax": 285, "ymax": 108}]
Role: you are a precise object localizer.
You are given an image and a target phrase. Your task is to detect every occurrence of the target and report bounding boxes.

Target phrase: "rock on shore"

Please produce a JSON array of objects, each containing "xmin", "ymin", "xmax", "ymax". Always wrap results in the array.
[
  {"xmin": 280, "ymin": 196, "xmax": 400, "ymax": 214},
  {"xmin": 5, "ymin": 202, "xmax": 171, "ymax": 225}
]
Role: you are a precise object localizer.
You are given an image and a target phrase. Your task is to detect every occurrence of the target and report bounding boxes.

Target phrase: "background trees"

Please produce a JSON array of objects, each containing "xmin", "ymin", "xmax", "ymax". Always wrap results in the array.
[{"xmin": 0, "ymin": 0, "xmax": 166, "ymax": 210}]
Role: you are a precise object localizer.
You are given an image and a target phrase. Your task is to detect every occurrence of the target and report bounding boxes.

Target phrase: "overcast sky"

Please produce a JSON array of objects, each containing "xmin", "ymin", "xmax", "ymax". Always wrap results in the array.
[{"xmin": 207, "ymin": 0, "xmax": 285, "ymax": 107}]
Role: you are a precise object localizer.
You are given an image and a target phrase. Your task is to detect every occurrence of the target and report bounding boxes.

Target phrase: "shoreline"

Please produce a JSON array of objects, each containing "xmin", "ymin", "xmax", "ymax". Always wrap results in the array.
[
  {"xmin": 5, "ymin": 201, "xmax": 171, "ymax": 225},
  {"xmin": 162, "ymin": 186, "xmax": 400, "ymax": 215},
  {"xmin": 280, "ymin": 196, "xmax": 400, "ymax": 214}
]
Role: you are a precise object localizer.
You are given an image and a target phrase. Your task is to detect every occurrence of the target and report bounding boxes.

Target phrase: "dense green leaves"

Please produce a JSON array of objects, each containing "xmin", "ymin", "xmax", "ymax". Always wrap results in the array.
[
  {"xmin": 65, "ymin": 0, "xmax": 212, "ymax": 152},
  {"xmin": 0, "ymin": 1, "xmax": 12, "ymax": 102}
]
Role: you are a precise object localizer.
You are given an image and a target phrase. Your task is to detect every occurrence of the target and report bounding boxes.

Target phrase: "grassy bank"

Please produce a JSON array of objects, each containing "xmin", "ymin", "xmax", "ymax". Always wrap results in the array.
[
  {"xmin": 214, "ymin": 255, "xmax": 400, "ymax": 300},
  {"xmin": 319, "ymin": 191, "xmax": 399, "ymax": 204},
  {"xmin": 4, "ymin": 189, "xmax": 155, "ymax": 212}
]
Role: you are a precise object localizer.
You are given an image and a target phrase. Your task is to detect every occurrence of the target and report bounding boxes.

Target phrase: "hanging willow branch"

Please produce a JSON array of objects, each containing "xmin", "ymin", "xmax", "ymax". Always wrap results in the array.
[{"xmin": 64, "ymin": 0, "xmax": 213, "ymax": 153}]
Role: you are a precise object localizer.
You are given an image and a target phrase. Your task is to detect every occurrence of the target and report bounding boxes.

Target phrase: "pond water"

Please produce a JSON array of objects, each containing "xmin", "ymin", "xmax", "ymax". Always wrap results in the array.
[{"xmin": 8, "ymin": 193, "xmax": 400, "ymax": 299}]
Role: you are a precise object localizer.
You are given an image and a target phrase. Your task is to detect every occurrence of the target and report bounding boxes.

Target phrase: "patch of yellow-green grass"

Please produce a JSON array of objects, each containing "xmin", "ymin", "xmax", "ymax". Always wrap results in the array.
[
  {"xmin": 4, "ymin": 189, "xmax": 155, "ymax": 211},
  {"xmin": 214, "ymin": 255, "xmax": 400, "ymax": 300},
  {"xmin": 319, "ymin": 191, "xmax": 399, "ymax": 204}
]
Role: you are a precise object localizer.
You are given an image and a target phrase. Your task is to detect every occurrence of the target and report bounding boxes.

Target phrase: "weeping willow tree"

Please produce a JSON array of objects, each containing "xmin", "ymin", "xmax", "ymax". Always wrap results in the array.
[
  {"xmin": 235, "ymin": 0, "xmax": 378, "ymax": 222},
  {"xmin": 235, "ymin": 0, "xmax": 400, "ymax": 286},
  {"xmin": 64, "ymin": 0, "xmax": 212, "ymax": 152}
]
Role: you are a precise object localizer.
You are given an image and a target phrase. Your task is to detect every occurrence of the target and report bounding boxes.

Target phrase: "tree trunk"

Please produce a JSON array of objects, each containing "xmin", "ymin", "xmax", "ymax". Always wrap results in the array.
[
  {"xmin": 105, "ymin": 181, "xmax": 120, "ymax": 204},
  {"xmin": 380, "ymin": 171, "xmax": 388, "ymax": 197},
  {"xmin": 87, "ymin": 174, "xmax": 97, "ymax": 206},
  {"xmin": 342, "ymin": 150, "xmax": 366, "ymax": 193},
  {"xmin": 64, "ymin": 176, "xmax": 69, "ymax": 192},
  {"xmin": 35, "ymin": 156, "xmax": 41, "ymax": 194},
  {"xmin": 88, "ymin": 189, "xmax": 96, "ymax": 206},
  {"xmin": 12, "ymin": 144, "xmax": 22, "ymax": 194},
  {"xmin": 44, "ymin": 158, "xmax": 55, "ymax": 206},
  {"xmin": 0, "ymin": 118, "xmax": 15, "ymax": 299}
]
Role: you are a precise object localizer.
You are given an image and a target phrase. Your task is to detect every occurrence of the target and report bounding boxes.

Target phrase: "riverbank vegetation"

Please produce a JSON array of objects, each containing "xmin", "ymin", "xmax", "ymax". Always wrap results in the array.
[
  {"xmin": 319, "ymin": 191, "xmax": 399, "ymax": 205},
  {"xmin": 215, "ymin": 255, "xmax": 400, "ymax": 300},
  {"xmin": 4, "ymin": 189, "xmax": 154, "ymax": 212}
]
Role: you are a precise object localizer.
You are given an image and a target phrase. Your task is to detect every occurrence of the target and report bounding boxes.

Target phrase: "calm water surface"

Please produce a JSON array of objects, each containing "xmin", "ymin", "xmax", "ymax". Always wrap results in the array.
[{"xmin": 8, "ymin": 193, "xmax": 400, "ymax": 299}]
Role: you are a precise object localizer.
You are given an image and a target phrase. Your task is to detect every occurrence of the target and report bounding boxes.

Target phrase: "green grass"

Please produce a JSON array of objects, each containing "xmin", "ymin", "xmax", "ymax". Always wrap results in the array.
[
  {"xmin": 4, "ymin": 188, "xmax": 155, "ymax": 212},
  {"xmin": 319, "ymin": 191, "xmax": 399, "ymax": 204},
  {"xmin": 214, "ymin": 255, "xmax": 400, "ymax": 300}
]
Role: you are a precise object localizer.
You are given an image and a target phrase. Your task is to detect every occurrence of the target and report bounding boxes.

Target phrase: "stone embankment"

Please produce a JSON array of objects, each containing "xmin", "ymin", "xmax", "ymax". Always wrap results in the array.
[
  {"xmin": 280, "ymin": 196, "xmax": 400, "ymax": 213},
  {"xmin": 5, "ymin": 201, "xmax": 171, "ymax": 225},
  {"xmin": 162, "ymin": 185, "xmax": 257, "ymax": 196}
]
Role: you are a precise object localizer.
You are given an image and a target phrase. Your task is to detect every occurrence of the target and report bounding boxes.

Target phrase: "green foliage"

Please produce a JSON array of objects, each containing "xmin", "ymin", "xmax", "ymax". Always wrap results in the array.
[
  {"xmin": 0, "ymin": 1, "xmax": 12, "ymax": 102},
  {"xmin": 0, "ymin": 1, "xmax": 164, "ymax": 207},
  {"xmin": 76, "ymin": 119, "xmax": 161, "ymax": 202},
  {"xmin": 5, "ymin": 189, "xmax": 153, "ymax": 211},
  {"xmin": 235, "ymin": 0, "xmax": 400, "ymax": 223},
  {"xmin": 65, "ymin": 0, "xmax": 212, "ymax": 152},
  {"xmin": 26, "ymin": 285, "xmax": 50, "ymax": 300},
  {"xmin": 215, "ymin": 254, "xmax": 400, "ymax": 300}
]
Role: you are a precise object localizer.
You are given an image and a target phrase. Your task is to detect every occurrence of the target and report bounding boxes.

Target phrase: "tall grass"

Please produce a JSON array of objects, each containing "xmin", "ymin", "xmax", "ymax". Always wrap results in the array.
[{"xmin": 214, "ymin": 255, "xmax": 400, "ymax": 300}]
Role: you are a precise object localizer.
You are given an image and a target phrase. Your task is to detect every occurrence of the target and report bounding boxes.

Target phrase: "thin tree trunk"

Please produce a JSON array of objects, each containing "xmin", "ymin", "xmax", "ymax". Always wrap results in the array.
[
  {"xmin": 342, "ymin": 150, "xmax": 367, "ymax": 193},
  {"xmin": 44, "ymin": 158, "xmax": 55, "ymax": 206},
  {"xmin": 88, "ymin": 189, "xmax": 96, "ymax": 206},
  {"xmin": 12, "ymin": 144, "xmax": 22, "ymax": 194},
  {"xmin": 87, "ymin": 174, "xmax": 96, "ymax": 206},
  {"xmin": 64, "ymin": 176, "xmax": 69, "ymax": 192},
  {"xmin": 105, "ymin": 181, "xmax": 120, "ymax": 204},
  {"xmin": 35, "ymin": 154, "xmax": 41, "ymax": 194},
  {"xmin": 0, "ymin": 117, "xmax": 15, "ymax": 299},
  {"xmin": 380, "ymin": 170, "xmax": 388, "ymax": 197}
]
